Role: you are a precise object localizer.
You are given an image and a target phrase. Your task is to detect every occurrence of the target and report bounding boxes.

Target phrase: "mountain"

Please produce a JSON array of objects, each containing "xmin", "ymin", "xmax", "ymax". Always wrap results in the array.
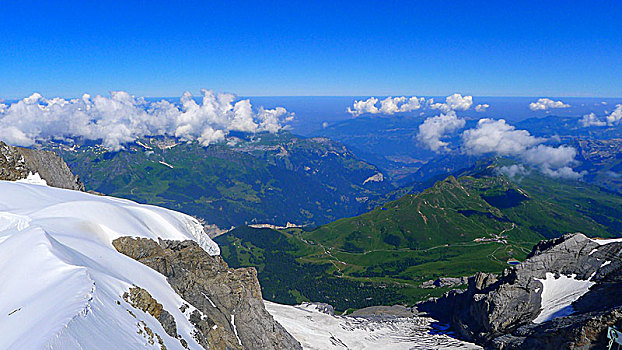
[
  {"xmin": 572, "ymin": 138, "xmax": 622, "ymax": 194},
  {"xmin": 41, "ymin": 132, "xmax": 393, "ymax": 229},
  {"xmin": 0, "ymin": 180, "xmax": 300, "ymax": 349},
  {"xmin": 0, "ymin": 140, "xmax": 83, "ymax": 190},
  {"xmin": 215, "ymin": 165, "xmax": 622, "ymax": 310},
  {"xmin": 418, "ymin": 233, "xmax": 622, "ymax": 349}
]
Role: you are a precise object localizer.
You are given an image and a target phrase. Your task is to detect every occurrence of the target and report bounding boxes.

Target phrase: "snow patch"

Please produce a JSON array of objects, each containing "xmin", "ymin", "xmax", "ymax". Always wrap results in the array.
[
  {"xmin": 230, "ymin": 314, "xmax": 242, "ymax": 346},
  {"xmin": 16, "ymin": 172, "xmax": 48, "ymax": 186},
  {"xmin": 363, "ymin": 172, "xmax": 384, "ymax": 185},
  {"xmin": 158, "ymin": 160, "xmax": 174, "ymax": 169},
  {"xmin": 533, "ymin": 273, "xmax": 595, "ymax": 323},
  {"xmin": 590, "ymin": 237, "xmax": 622, "ymax": 245}
]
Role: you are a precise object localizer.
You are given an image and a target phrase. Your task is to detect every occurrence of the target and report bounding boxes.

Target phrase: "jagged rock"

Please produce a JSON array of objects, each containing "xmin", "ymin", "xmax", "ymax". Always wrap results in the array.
[
  {"xmin": 113, "ymin": 237, "xmax": 301, "ymax": 350},
  {"xmin": 123, "ymin": 286, "xmax": 178, "ymax": 339},
  {"xmin": 421, "ymin": 276, "xmax": 469, "ymax": 289},
  {"xmin": 0, "ymin": 140, "xmax": 84, "ymax": 190},
  {"xmin": 418, "ymin": 233, "xmax": 622, "ymax": 349}
]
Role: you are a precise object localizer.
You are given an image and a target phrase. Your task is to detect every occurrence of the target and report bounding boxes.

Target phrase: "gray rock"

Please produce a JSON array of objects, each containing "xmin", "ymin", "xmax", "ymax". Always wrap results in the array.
[
  {"xmin": 113, "ymin": 237, "xmax": 302, "ymax": 350},
  {"xmin": 0, "ymin": 141, "xmax": 84, "ymax": 190},
  {"xmin": 418, "ymin": 233, "xmax": 622, "ymax": 349}
]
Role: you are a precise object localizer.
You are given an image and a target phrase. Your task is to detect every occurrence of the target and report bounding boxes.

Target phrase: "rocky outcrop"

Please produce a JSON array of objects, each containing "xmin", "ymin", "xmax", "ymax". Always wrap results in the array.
[
  {"xmin": 0, "ymin": 141, "xmax": 84, "ymax": 190},
  {"xmin": 113, "ymin": 237, "xmax": 301, "ymax": 350},
  {"xmin": 418, "ymin": 233, "xmax": 622, "ymax": 349}
]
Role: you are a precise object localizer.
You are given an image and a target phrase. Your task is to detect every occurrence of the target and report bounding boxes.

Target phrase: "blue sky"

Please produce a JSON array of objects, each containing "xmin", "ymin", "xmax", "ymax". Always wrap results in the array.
[{"xmin": 1, "ymin": 1, "xmax": 621, "ymax": 98}]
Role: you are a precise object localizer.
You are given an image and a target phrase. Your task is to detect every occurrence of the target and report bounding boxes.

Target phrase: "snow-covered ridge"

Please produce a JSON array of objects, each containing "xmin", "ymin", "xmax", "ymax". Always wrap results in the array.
[{"xmin": 0, "ymin": 181, "xmax": 220, "ymax": 349}]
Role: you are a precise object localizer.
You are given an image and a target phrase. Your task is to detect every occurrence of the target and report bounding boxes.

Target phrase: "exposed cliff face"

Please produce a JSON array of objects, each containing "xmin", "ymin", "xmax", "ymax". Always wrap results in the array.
[
  {"xmin": 113, "ymin": 237, "xmax": 301, "ymax": 350},
  {"xmin": 0, "ymin": 141, "xmax": 84, "ymax": 190},
  {"xmin": 418, "ymin": 233, "xmax": 622, "ymax": 349}
]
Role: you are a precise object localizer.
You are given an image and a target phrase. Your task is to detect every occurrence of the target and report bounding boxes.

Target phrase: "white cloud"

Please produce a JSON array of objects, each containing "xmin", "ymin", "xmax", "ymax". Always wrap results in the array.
[
  {"xmin": 417, "ymin": 111, "xmax": 466, "ymax": 152},
  {"xmin": 579, "ymin": 112, "xmax": 607, "ymax": 127},
  {"xmin": 475, "ymin": 104, "xmax": 489, "ymax": 112},
  {"xmin": 0, "ymin": 90, "xmax": 292, "ymax": 150},
  {"xmin": 462, "ymin": 119, "xmax": 543, "ymax": 156},
  {"xmin": 462, "ymin": 119, "xmax": 581, "ymax": 179},
  {"xmin": 529, "ymin": 98, "xmax": 570, "ymax": 111},
  {"xmin": 431, "ymin": 93, "xmax": 473, "ymax": 113},
  {"xmin": 578, "ymin": 105, "xmax": 622, "ymax": 127},
  {"xmin": 348, "ymin": 96, "xmax": 425, "ymax": 116},
  {"xmin": 347, "ymin": 97, "xmax": 379, "ymax": 116},
  {"xmin": 348, "ymin": 93, "xmax": 474, "ymax": 116},
  {"xmin": 605, "ymin": 104, "xmax": 622, "ymax": 125},
  {"xmin": 497, "ymin": 164, "xmax": 528, "ymax": 178}
]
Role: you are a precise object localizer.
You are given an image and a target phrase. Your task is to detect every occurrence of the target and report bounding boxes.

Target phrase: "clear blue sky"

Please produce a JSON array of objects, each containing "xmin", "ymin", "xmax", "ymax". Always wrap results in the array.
[{"xmin": 1, "ymin": 0, "xmax": 621, "ymax": 98}]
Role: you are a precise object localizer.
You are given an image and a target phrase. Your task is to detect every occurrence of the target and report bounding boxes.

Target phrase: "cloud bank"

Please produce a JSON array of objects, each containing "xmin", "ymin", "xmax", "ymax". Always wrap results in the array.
[
  {"xmin": 528, "ymin": 98, "xmax": 570, "ymax": 111},
  {"xmin": 462, "ymin": 119, "xmax": 581, "ymax": 179},
  {"xmin": 0, "ymin": 90, "xmax": 292, "ymax": 150}
]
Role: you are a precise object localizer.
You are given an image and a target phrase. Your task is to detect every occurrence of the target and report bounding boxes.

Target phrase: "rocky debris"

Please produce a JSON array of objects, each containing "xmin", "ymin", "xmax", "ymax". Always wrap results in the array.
[
  {"xmin": 421, "ymin": 276, "xmax": 469, "ymax": 289},
  {"xmin": 123, "ymin": 286, "xmax": 178, "ymax": 340},
  {"xmin": 113, "ymin": 237, "xmax": 301, "ymax": 350},
  {"xmin": 418, "ymin": 233, "xmax": 622, "ymax": 349},
  {"xmin": 0, "ymin": 140, "xmax": 84, "ymax": 190},
  {"xmin": 307, "ymin": 302, "xmax": 335, "ymax": 316}
]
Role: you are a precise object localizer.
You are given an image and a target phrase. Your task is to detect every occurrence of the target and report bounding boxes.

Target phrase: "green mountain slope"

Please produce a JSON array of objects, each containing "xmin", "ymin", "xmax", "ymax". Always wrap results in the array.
[
  {"xmin": 215, "ymin": 166, "xmax": 622, "ymax": 311},
  {"xmin": 44, "ymin": 132, "xmax": 393, "ymax": 228}
]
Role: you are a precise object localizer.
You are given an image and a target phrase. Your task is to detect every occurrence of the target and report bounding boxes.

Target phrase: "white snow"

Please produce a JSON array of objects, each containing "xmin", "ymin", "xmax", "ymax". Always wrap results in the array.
[
  {"xmin": 230, "ymin": 314, "xmax": 242, "ymax": 346},
  {"xmin": 363, "ymin": 172, "xmax": 384, "ymax": 185},
  {"xmin": 158, "ymin": 160, "xmax": 174, "ymax": 169},
  {"xmin": 533, "ymin": 273, "xmax": 595, "ymax": 323},
  {"xmin": 0, "ymin": 180, "xmax": 221, "ymax": 349},
  {"xmin": 265, "ymin": 301, "xmax": 482, "ymax": 350},
  {"xmin": 590, "ymin": 237, "xmax": 622, "ymax": 245},
  {"xmin": 16, "ymin": 172, "xmax": 47, "ymax": 186}
]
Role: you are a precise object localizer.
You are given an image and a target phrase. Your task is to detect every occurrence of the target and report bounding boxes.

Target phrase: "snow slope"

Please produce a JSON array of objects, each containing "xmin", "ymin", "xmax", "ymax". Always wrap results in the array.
[
  {"xmin": 533, "ymin": 272, "xmax": 595, "ymax": 323},
  {"xmin": 0, "ymin": 180, "xmax": 219, "ymax": 349},
  {"xmin": 265, "ymin": 301, "xmax": 482, "ymax": 350}
]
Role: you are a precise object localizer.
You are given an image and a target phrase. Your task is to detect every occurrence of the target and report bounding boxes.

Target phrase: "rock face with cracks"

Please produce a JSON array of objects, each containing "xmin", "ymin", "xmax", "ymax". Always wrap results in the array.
[
  {"xmin": 0, "ymin": 140, "xmax": 84, "ymax": 190},
  {"xmin": 113, "ymin": 237, "xmax": 301, "ymax": 350},
  {"xmin": 418, "ymin": 233, "xmax": 622, "ymax": 349}
]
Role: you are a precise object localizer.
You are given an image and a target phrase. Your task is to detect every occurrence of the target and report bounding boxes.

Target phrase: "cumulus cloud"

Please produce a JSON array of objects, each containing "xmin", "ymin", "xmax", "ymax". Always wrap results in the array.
[
  {"xmin": 462, "ymin": 119, "xmax": 581, "ymax": 179},
  {"xmin": 462, "ymin": 119, "xmax": 543, "ymax": 156},
  {"xmin": 348, "ymin": 93, "xmax": 475, "ymax": 116},
  {"xmin": 0, "ymin": 90, "xmax": 292, "ymax": 150},
  {"xmin": 605, "ymin": 104, "xmax": 622, "ymax": 125},
  {"xmin": 578, "ymin": 104, "xmax": 622, "ymax": 127},
  {"xmin": 579, "ymin": 112, "xmax": 607, "ymax": 127},
  {"xmin": 430, "ymin": 93, "xmax": 473, "ymax": 113},
  {"xmin": 417, "ymin": 111, "xmax": 466, "ymax": 152},
  {"xmin": 475, "ymin": 104, "xmax": 489, "ymax": 112},
  {"xmin": 348, "ymin": 96, "xmax": 425, "ymax": 116},
  {"xmin": 528, "ymin": 98, "xmax": 570, "ymax": 111}
]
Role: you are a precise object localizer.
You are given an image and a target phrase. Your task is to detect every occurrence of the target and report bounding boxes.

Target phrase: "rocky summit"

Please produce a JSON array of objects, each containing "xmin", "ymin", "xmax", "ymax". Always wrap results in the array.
[
  {"xmin": 418, "ymin": 233, "xmax": 622, "ymax": 349},
  {"xmin": 0, "ymin": 140, "xmax": 84, "ymax": 190}
]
